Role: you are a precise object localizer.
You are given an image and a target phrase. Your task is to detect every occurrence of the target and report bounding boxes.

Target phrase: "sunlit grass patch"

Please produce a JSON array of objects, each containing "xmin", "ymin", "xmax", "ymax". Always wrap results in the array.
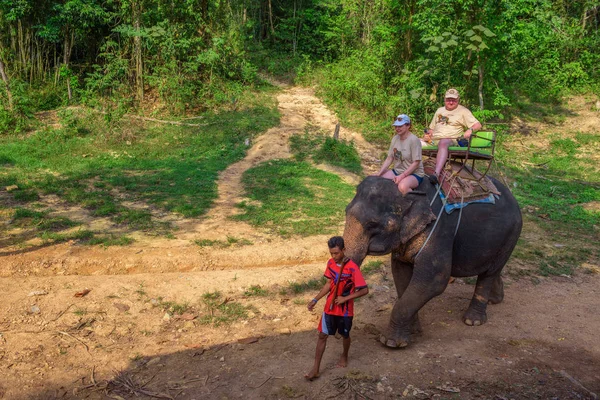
[
  {"xmin": 290, "ymin": 129, "xmax": 362, "ymax": 174},
  {"xmin": 194, "ymin": 236, "xmax": 253, "ymax": 248},
  {"xmin": 244, "ymin": 285, "xmax": 269, "ymax": 297},
  {"xmin": 288, "ymin": 277, "xmax": 327, "ymax": 294},
  {"xmin": 39, "ymin": 229, "xmax": 95, "ymax": 244},
  {"xmin": 199, "ymin": 291, "xmax": 250, "ymax": 326},
  {"xmin": 495, "ymin": 127, "xmax": 599, "ymax": 228},
  {"xmin": 235, "ymin": 160, "xmax": 355, "ymax": 236},
  {"xmin": 87, "ymin": 235, "xmax": 135, "ymax": 247},
  {"xmin": 157, "ymin": 298, "xmax": 190, "ymax": 315},
  {"xmin": 360, "ymin": 260, "xmax": 384, "ymax": 275},
  {"xmin": 0, "ymin": 89, "xmax": 280, "ymax": 238}
]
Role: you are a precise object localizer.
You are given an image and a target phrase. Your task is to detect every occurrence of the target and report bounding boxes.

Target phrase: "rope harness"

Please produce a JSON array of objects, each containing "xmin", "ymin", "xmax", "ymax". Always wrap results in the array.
[{"xmin": 414, "ymin": 171, "xmax": 463, "ymax": 260}]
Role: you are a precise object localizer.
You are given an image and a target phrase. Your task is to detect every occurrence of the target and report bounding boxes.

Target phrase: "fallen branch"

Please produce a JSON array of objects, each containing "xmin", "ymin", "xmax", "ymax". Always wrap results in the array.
[
  {"xmin": 56, "ymin": 331, "xmax": 91, "ymax": 356},
  {"xmin": 51, "ymin": 303, "xmax": 75, "ymax": 322},
  {"xmin": 558, "ymin": 370, "xmax": 598, "ymax": 399},
  {"xmin": 106, "ymin": 370, "xmax": 174, "ymax": 400},
  {"xmin": 250, "ymin": 375, "xmax": 271, "ymax": 389},
  {"xmin": 64, "ymin": 106, "xmax": 210, "ymax": 127},
  {"xmin": 124, "ymin": 114, "xmax": 209, "ymax": 127}
]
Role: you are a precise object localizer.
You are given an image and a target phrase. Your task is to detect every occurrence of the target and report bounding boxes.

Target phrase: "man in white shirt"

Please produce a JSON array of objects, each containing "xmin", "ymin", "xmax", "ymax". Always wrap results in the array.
[{"xmin": 423, "ymin": 88, "xmax": 482, "ymax": 182}]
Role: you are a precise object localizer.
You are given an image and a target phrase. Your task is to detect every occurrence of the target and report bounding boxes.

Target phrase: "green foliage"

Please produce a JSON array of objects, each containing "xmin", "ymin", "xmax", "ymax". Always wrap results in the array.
[{"xmin": 234, "ymin": 160, "xmax": 355, "ymax": 236}]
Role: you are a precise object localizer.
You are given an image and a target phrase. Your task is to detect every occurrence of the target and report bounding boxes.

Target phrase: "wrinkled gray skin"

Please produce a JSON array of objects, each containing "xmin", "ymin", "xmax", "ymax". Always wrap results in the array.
[{"xmin": 343, "ymin": 176, "xmax": 522, "ymax": 348}]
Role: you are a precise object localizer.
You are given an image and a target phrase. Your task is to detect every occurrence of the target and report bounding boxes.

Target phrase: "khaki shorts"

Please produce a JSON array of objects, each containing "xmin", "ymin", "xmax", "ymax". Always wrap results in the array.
[{"xmin": 431, "ymin": 138, "xmax": 458, "ymax": 146}]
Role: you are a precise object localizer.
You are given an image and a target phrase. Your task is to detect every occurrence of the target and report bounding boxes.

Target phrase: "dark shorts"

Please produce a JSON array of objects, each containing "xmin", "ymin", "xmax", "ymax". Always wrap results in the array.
[
  {"xmin": 392, "ymin": 170, "xmax": 424, "ymax": 184},
  {"xmin": 318, "ymin": 312, "xmax": 353, "ymax": 338}
]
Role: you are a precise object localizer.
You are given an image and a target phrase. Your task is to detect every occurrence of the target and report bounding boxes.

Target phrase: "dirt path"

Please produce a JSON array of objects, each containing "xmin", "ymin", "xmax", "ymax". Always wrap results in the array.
[{"xmin": 0, "ymin": 87, "xmax": 599, "ymax": 399}]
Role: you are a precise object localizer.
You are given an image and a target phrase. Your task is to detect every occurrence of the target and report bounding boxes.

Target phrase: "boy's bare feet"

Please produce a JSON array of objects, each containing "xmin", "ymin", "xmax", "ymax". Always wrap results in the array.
[
  {"xmin": 304, "ymin": 369, "xmax": 320, "ymax": 381},
  {"xmin": 336, "ymin": 355, "xmax": 348, "ymax": 368}
]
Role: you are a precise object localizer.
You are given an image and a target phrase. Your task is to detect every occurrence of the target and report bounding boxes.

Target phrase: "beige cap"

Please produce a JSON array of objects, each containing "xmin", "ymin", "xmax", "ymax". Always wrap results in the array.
[{"xmin": 445, "ymin": 88, "xmax": 460, "ymax": 99}]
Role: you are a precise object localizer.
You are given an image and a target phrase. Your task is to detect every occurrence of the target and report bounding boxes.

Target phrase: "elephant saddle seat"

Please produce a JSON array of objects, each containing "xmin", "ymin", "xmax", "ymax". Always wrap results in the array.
[{"xmin": 423, "ymin": 159, "xmax": 501, "ymax": 204}]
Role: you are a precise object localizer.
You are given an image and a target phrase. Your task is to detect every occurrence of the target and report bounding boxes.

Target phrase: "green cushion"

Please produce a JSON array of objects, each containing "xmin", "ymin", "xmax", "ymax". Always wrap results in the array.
[
  {"xmin": 422, "ymin": 131, "xmax": 495, "ymax": 151},
  {"xmin": 470, "ymin": 131, "xmax": 494, "ymax": 147},
  {"xmin": 448, "ymin": 146, "xmax": 492, "ymax": 155}
]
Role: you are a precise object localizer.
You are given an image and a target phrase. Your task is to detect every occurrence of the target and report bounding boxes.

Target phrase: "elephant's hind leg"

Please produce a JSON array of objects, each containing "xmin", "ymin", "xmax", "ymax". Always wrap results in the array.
[{"xmin": 463, "ymin": 273, "xmax": 502, "ymax": 326}]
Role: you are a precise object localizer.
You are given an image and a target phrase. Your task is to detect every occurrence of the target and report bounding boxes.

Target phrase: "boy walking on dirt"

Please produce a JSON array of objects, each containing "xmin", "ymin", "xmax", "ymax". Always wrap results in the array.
[{"xmin": 305, "ymin": 236, "xmax": 369, "ymax": 381}]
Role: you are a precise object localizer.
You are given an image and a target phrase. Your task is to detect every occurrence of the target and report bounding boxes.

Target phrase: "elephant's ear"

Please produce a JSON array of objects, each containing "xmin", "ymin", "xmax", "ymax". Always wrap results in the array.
[{"xmin": 400, "ymin": 198, "xmax": 436, "ymax": 244}]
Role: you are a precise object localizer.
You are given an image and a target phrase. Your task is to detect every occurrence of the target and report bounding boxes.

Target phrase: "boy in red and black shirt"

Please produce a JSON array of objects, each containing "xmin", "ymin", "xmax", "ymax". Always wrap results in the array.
[{"xmin": 305, "ymin": 236, "xmax": 369, "ymax": 381}]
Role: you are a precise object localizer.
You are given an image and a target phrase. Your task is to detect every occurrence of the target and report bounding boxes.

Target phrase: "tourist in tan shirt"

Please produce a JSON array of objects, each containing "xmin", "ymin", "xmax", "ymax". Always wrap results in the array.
[
  {"xmin": 423, "ymin": 88, "xmax": 482, "ymax": 181},
  {"xmin": 373, "ymin": 114, "xmax": 424, "ymax": 195}
]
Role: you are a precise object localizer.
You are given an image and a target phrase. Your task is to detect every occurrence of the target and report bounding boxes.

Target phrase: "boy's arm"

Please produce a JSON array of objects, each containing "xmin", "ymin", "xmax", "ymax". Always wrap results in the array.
[
  {"xmin": 307, "ymin": 281, "xmax": 331, "ymax": 311},
  {"xmin": 335, "ymin": 287, "xmax": 369, "ymax": 305}
]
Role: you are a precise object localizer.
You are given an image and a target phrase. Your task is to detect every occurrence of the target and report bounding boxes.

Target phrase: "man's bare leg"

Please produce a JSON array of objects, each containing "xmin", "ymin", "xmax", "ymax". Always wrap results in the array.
[
  {"xmin": 337, "ymin": 336, "xmax": 351, "ymax": 368},
  {"xmin": 305, "ymin": 333, "xmax": 328, "ymax": 380},
  {"xmin": 435, "ymin": 139, "xmax": 452, "ymax": 176}
]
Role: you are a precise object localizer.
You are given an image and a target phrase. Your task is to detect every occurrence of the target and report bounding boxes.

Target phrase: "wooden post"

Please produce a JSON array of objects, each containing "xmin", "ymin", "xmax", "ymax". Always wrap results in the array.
[{"xmin": 333, "ymin": 123, "xmax": 340, "ymax": 140}]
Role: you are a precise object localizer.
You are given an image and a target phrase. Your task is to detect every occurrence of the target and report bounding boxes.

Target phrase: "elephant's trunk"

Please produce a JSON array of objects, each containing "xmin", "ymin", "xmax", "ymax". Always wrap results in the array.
[{"xmin": 343, "ymin": 214, "xmax": 369, "ymax": 266}]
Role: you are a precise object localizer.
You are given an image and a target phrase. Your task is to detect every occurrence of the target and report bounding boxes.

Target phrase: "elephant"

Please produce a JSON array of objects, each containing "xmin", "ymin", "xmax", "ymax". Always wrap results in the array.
[{"xmin": 343, "ymin": 176, "xmax": 522, "ymax": 348}]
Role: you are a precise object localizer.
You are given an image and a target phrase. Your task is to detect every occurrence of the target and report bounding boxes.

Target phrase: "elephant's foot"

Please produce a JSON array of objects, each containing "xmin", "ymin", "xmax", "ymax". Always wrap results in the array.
[
  {"xmin": 462, "ymin": 308, "xmax": 487, "ymax": 326},
  {"xmin": 410, "ymin": 317, "xmax": 423, "ymax": 335},
  {"xmin": 379, "ymin": 327, "xmax": 410, "ymax": 348}
]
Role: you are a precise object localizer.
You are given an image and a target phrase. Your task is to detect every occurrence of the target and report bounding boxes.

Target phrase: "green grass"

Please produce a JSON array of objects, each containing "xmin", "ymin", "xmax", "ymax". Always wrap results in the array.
[
  {"xmin": 158, "ymin": 299, "xmax": 190, "ymax": 315},
  {"xmin": 496, "ymin": 130, "xmax": 599, "ymax": 230},
  {"xmin": 234, "ymin": 160, "xmax": 355, "ymax": 236},
  {"xmin": 244, "ymin": 285, "xmax": 269, "ymax": 297},
  {"xmin": 288, "ymin": 277, "xmax": 327, "ymax": 294},
  {"xmin": 135, "ymin": 283, "xmax": 147, "ymax": 297},
  {"xmin": 194, "ymin": 236, "xmax": 253, "ymax": 248},
  {"xmin": 361, "ymin": 260, "xmax": 384, "ymax": 275},
  {"xmin": 1, "ymin": 206, "xmax": 135, "ymax": 247},
  {"xmin": 87, "ymin": 235, "xmax": 135, "ymax": 247},
  {"xmin": 491, "ymin": 126, "xmax": 600, "ymax": 278},
  {"xmin": 199, "ymin": 291, "xmax": 249, "ymax": 326},
  {"xmin": 0, "ymin": 88, "xmax": 280, "ymax": 246},
  {"xmin": 289, "ymin": 129, "xmax": 362, "ymax": 174}
]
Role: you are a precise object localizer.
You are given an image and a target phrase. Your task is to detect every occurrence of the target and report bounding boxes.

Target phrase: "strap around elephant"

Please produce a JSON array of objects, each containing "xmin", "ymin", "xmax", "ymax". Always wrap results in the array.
[{"xmin": 417, "ymin": 173, "xmax": 461, "ymax": 260}]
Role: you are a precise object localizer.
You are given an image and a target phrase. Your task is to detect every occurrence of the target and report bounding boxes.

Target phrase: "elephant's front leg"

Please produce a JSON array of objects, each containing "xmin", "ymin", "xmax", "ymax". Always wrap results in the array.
[
  {"xmin": 463, "ymin": 273, "xmax": 503, "ymax": 326},
  {"xmin": 380, "ymin": 256, "xmax": 450, "ymax": 348}
]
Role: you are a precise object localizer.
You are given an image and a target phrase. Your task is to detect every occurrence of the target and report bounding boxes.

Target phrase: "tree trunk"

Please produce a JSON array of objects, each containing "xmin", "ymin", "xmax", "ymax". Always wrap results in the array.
[
  {"xmin": 478, "ymin": 60, "xmax": 484, "ymax": 110},
  {"xmin": 133, "ymin": 1, "xmax": 144, "ymax": 101},
  {"xmin": 0, "ymin": 58, "xmax": 13, "ymax": 110},
  {"xmin": 268, "ymin": 0, "xmax": 275, "ymax": 35},
  {"xmin": 18, "ymin": 20, "xmax": 26, "ymax": 76},
  {"xmin": 63, "ymin": 29, "xmax": 72, "ymax": 101}
]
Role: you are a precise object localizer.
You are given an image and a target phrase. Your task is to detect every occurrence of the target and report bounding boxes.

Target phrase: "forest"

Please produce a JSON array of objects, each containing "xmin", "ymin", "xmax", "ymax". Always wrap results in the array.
[{"xmin": 1, "ymin": 0, "xmax": 599, "ymax": 134}]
